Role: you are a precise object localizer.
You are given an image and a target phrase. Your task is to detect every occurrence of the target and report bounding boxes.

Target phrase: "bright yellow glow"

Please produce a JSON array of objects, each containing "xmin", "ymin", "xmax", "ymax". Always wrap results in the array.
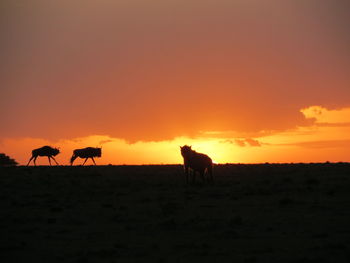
[
  {"xmin": 0, "ymin": 135, "xmax": 239, "ymax": 165},
  {"xmin": 2, "ymin": 106, "xmax": 350, "ymax": 165}
]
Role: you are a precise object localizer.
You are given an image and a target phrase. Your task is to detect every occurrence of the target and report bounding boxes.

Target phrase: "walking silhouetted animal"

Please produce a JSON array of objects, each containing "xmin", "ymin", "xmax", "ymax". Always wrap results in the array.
[
  {"xmin": 27, "ymin": 146, "xmax": 60, "ymax": 166},
  {"xmin": 180, "ymin": 145, "xmax": 213, "ymax": 184},
  {"xmin": 70, "ymin": 147, "xmax": 102, "ymax": 166}
]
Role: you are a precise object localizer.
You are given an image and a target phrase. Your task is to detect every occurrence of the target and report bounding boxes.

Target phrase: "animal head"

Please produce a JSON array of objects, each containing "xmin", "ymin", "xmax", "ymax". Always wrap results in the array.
[
  {"xmin": 96, "ymin": 147, "xmax": 102, "ymax": 157},
  {"xmin": 180, "ymin": 145, "xmax": 193, "ymax": 158},
  {"xmin": 52, "ymin": 147, "xmax": 60, "ymax": 156}
]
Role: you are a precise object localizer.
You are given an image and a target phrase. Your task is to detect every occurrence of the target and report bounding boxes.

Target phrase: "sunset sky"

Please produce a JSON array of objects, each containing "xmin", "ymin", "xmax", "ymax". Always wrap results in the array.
[{"xmin": 1, "ymin": 0, "xmax": 350, "ymax": 165}]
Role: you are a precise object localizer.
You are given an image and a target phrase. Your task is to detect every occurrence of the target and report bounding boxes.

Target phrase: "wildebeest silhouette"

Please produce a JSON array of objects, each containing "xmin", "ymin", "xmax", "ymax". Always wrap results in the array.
[
  {"xmin": 180, "ymin": 145, "xmax": 213, "ymax": 184},
  {"xmin": 70, "ymin": 147, "xmax": 102, "ymax": 166},
  {"xmin": 27, "ymin": 146, "xmax": 60, "ymax": 166}
]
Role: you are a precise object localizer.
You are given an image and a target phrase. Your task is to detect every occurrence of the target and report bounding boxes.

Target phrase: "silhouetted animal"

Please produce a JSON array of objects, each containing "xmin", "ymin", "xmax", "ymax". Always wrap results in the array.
[
  {"xmin": 70, "ymin": 147, "xmax": 102, "ymax": 166},
  {"xmin": 27, "ymin": 146, "xmax": 60, "ymax": 166},
  {"xmin": 180, "ymin": 145, "xmax": 213, "ymax": 184}
]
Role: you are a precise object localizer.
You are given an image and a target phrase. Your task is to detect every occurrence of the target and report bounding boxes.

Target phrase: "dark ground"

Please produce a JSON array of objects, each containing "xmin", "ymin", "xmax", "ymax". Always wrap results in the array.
[{"xmin": 1, "ymin": 163, "xmax": 350, "ymax": 263}]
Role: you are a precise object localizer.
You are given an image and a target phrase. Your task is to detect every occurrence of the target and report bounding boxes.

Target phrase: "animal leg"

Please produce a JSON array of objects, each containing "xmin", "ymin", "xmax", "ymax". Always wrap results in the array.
[
  {"xmin": 91, "ymin": 157, "xmax": 96, "ymax": 165},
  {"xmin": 70, "ymin": 155, "xmax": 77, "ymax": 166},
  {"xmin": 208, "ymin": 165, "xmax": 213, "ymax": 183},
  {"xmin": 192, "ymin": 170, "xmax": 196, "ymax": 184},
  {"xmin": 184, "ymin": 166, "xmax": 189, "ymax": 184},
  {"xmin": 27, "ymin": 156, "xmax": 34, "ymax": 166},
  {"xmin": 33, "ymin": 156, "xmax": 38, "ymax": 166},
  {"xmin": 51, "ymin": 156, "xmax": 59, "ymax": 165},
  {"xmin": 82, "ymin": 158, "xmax": 88, "ymax": 166},
  {"xmin": 48, "ymin": 156, "xmax": 52, "ymax": 166},
  {"xmin": 206, "ymin": 165, "xmax": 214, "ymax": 182},
  {"xmin": 200, "ymin": 170, "xmax": 205, "ymax": 182}
]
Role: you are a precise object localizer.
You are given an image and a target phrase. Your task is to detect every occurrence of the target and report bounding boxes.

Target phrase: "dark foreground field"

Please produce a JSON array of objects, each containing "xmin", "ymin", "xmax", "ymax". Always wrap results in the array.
[{"xmin": 1, "ymin": 163, "xmax": 350, "ymax": 263}]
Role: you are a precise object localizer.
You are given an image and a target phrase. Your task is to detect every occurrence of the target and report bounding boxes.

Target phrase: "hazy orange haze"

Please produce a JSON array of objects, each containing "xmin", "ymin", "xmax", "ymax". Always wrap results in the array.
[{"xmin": 1, "ymin": 0, "xmax": 350, "ymax": 164}]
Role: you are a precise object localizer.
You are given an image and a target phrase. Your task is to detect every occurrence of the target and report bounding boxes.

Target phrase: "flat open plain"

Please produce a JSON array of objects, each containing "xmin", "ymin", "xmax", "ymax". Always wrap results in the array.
[{"xmin": 1, "ymin": 164, "xmax": 350, "ymax": 263}]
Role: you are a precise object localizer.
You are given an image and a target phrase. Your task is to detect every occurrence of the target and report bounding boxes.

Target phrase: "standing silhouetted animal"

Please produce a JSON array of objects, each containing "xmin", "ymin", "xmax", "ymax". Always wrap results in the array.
[
  {"xmin": 70, "ymin": 147, "xmax": 102, "ymax": 166},
  {"xmin": 27, "ymin": 146, "xmax": 60, "ymax": 166},
  {"xmin": 180, "ymin": 145, "xmax": 213, "ymax": 184}
]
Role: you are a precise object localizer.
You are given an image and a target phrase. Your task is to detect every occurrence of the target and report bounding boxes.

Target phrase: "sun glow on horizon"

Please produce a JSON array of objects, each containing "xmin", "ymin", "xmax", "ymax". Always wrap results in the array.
[
  {"xmin": 1, "ymin": 106, "xmax": 350, "ymax": 165},
  {"xmin": 0, "ymin": 135, "xmax": 241, "ymax": 165}
]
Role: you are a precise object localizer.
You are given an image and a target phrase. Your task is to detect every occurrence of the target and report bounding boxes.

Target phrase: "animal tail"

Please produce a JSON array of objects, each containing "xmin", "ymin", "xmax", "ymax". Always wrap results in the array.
[{"xmin": 70, "ymin": 154, "xmax": 77, "ymax": 165}]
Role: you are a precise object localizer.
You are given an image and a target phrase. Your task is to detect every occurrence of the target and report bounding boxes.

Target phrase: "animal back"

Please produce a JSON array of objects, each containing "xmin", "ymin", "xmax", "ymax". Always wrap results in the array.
[
  {"xmin": 187, "ymin": 153, "xmax": 212, "ymax": 171},
  {"xmin": 32, "ymin": 146, "xmax": 54, "ymax": 156},
  {"xmin": 74, "ymin": 147, "xmax": 100, "ymax": 158}
]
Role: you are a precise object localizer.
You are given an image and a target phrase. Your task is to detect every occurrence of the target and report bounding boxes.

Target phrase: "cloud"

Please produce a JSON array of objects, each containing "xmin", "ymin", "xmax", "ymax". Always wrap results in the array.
[
  {"xmin": 234, "ymin": 139, "xmax": 246, "ymax": 147},
  {"xmin": 301, "ymin": 106, "xmax": 350, "ymax": 126},
  {"xmin": 99, "ymin": 139, "xmax": 114, "ymax": 145},
  {"xmin": 245, "ymin": 138, "xmax": 261, "ymax": 147},
  {"xmin": 222, "ymin": 138, "xmax": 261, "ymax": 147}
]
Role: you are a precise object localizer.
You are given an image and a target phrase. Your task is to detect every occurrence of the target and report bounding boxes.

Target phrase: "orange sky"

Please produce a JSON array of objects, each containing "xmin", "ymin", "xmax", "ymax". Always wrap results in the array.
[{"xmin": 1, "ymin": 0, "xmax": 350, "ymax": 165}]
